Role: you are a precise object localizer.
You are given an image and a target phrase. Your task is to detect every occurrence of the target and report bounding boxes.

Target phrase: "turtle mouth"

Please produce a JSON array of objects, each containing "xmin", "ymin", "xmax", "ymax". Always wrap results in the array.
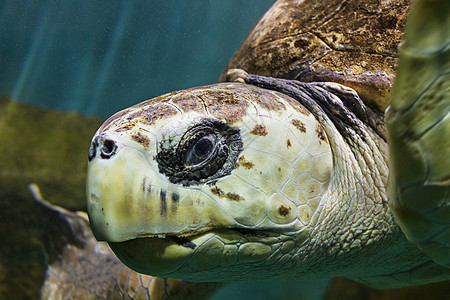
[
  {"xmin": 130, "ymin": 227, "xmax": 276, "ymax": 249},
  {"xmin": 133, "ymin": 229, "xmax": 212, "ymax": 249},
  {"xmin": 108, "ymin": 228, "xmax": 286, "ymax": 277},
  {"xmin": 169, "ymin": 235, "xmax": 197, "ymax": 249}
]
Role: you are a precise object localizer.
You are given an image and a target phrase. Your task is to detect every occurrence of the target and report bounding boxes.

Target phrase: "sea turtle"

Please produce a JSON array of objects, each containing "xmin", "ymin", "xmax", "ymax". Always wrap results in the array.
[{"xmin": 86, "ymin": 0, "xmax": 449, "ymax": 294}]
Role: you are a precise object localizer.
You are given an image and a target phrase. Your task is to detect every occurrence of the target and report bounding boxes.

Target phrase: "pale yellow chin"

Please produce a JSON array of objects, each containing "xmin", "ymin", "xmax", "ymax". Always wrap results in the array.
[
  {"xmin": 109, "ymin": 232, "xmax": 217, "ymax": 276},
  {"xmin": 108, "ymin": 228, "xmax": 276, "ymax": 278}
]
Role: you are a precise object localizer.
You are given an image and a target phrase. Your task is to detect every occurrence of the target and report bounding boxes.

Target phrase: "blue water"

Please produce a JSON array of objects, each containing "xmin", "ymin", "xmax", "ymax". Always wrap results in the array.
[{"xmin": 0, "ymin": 0, "xmax": 274, "ymax": 118}]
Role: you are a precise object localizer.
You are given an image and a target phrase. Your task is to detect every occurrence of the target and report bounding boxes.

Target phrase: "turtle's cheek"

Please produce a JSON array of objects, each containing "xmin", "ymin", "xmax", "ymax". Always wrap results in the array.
[{"xmin": 88, "ymin": 134, "xmax": 119, "ymax": 161}]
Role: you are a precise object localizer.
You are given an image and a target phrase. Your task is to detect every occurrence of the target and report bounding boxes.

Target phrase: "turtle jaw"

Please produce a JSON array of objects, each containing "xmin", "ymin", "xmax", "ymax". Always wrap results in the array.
[
  {"xmin": 86, "ymin": 144, "xmax": 238, "ymax": 243},
  {"xmin": 87, "ymin": 140, "xmax": 271, "ymax": 278},
  {"xmin": 108, "ymin": 228, "xmax": 285, "ymax": 278},
  {"xmin": 108, "ymin": 232, "xmax": 216, "ymax": 277}
]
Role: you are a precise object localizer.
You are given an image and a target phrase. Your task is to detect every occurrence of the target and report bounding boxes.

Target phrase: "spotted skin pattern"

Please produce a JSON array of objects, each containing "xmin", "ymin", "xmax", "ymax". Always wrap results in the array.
[
  {"xmin": 87, "ymin": 83, "xmax": 333, "ymax": 281},
  {"xmin": 86, "ymin": 0, "xmax": 449, "ymax": 289},
  {"xmin": 88, "ymin": 79, "xmax": 440, "ymax": 288}
]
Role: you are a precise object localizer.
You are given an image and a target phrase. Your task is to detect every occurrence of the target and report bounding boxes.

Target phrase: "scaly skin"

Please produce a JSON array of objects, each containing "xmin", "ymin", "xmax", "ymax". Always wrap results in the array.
[
  {"xmin": 86, "ymin": 0, "xmax": 450, "ymax": 292},
  {"xmin": 87, "ymin": 80, "xmax": 437, "ymax": 288},
  {"xmin": 87, "ymin": 83, "xmax": 335, "ymax": 281}
]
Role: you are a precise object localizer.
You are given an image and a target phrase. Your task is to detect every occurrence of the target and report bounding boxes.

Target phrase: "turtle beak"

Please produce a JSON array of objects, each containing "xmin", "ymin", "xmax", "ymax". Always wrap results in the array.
[{"xmin": 86, "ymin": 134, "xmax": 237, "ymax": 242}]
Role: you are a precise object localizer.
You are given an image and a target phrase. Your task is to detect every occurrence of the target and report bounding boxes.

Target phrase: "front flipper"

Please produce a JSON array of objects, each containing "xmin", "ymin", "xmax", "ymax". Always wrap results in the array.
[
  {"xmin": 386, "ymin": 0, "xmax": 450, "ymax": 268},
  {"xmin": 30, "ymin": 184, "xmax": 223, "ymax": 299}
]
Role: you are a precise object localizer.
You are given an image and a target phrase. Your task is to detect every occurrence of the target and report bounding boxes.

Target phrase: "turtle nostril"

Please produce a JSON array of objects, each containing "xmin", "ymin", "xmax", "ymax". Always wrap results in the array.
[
  {"xmin": 88, "ymin": 135, "xmax": 118, "ymax": 160},
  {"xmin": 100, "ymin": 139, "xmax": 118, "ymax": 159}
]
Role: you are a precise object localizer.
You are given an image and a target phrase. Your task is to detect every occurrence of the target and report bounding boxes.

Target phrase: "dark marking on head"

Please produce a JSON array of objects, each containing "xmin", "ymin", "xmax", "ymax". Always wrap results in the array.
[
  {"xmin": 278, "ymin": 205, "xmax": 291, "ymax": 216},
  {"xmin": 131, "ymin": 132, "xmax": 150, "ymax": 147},
  {"xmin": 226, "ymin": 193, "xmax": 245, "ymax": 201},
  {"xmin": 160, "ymin": 190, "xmax": 167, "ymax": 216},
  {"xmin": 210, "ymin": 186, "xmax": 225, "ymax": 197},
  {"xmin": 191, "ymin": 87, "xmax": 248, "ymax": 124},
  {"xmin": 291, "ymin": 119, "xmax": 306, "ymax": 133},
  {"xmin": 172, "ymin": 236, "xmax": 196, "ymax": 249},
  {"xmin": 308, "ymin": 184, "xmax": 317, "ymax": 196},
  {"xmin": 142, "ymin": 178, "xmax": 152, "ymax": 194},
  {"xmin": 116, "ymin": 123, "xmax": 134, "ymax": 132},
  {"xmin": 171, "ymin": 193, "xmax": 179, "ymax": 212},
  {"xmin": 316, "ymin": 123, "xmax": 328, "ymax": 144},
  {"xmin": 250, "ymin": 124, "xmax": 268, "ymax": 136},
  {"xmin": 238, "ymin": 156, "xmax": 255, "ymax": 169},
  {"xmin": 294, "ymin": 104, "xmax": 312, "ymax": 116},
  {"xmin": 211, "ymin": 186, "xmax": 244, "ymax": 201},
  {"xmin": 172, "ymin": 193, "xmax": 179, "ymax": 202},
  {"xmin": 278, "ymin": 167, "xmax": 281, "ymax": 172},
  {"xmin": 305, "ymin": 211, "xmax": 310, "ymax": 220},
  {"xmin": 286, "ymin": 139, "xmax": 292, "ymax": 148}
]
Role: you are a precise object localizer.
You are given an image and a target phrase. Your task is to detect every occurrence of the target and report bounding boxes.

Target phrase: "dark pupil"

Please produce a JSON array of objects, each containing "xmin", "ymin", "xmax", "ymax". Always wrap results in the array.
[{"xmin": 194, "ymin": 136, "xmax": 214, "ymax": 158}]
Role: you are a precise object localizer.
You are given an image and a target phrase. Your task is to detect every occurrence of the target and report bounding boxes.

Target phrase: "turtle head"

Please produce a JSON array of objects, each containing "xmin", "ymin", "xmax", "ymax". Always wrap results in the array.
[{"xmin": 87, "ymin": 82, "xmax": 333, "ymax": 280}]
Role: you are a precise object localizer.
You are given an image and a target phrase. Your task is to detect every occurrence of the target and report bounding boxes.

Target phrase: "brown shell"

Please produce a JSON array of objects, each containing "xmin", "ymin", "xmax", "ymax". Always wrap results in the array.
[{"xmin": 220, "ymin": 0, "xmax": 411, "ymax": 112}]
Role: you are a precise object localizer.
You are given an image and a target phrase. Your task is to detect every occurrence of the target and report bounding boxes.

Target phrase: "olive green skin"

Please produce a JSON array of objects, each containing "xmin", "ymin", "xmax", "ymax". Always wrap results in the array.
[
  {"xmin": 386, "ymin": 0, "xmax": 450, "ymax": 268},
  {"xmin": 29, "ymin": 0, "xmax": 449, "ymax": 299},
  {"xmin": 221, "ymin": 0, "xmax": 449, "ymax": 270},
  {"xmin": 220, "ymin": 0, "xmax": 450, "ymax": 275}
]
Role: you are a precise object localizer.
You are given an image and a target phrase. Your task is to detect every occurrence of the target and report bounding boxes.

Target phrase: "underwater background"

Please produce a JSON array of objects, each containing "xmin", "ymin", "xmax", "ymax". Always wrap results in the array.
[
  {"xmin": 6, "ymin": 1, "xmax": 448, "ymax": 299},
  {"xmin": 1, "ymin": 0, "xmax": 332, "ymax": 299},
  {"xmin": 2, "ymin": 0, "xmax": 276, "ymax": 118}
]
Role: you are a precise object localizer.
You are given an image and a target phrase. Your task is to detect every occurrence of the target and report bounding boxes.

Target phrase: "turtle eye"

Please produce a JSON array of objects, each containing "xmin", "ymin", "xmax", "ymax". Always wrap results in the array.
[
  {"xmin": 156, "ymin": 118, "xmax": 243, "ymax": 186},
  {"xmin": 185, "ymin": 134, "xmax": 216, "ymax": 166}
]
